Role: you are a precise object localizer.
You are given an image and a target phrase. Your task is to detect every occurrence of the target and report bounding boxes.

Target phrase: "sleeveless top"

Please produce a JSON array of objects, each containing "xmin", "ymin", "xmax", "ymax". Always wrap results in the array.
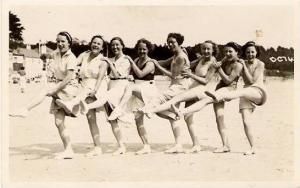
[
  {"xmin": 131, "ymin": 58, "xmax": 155, "ymax": 81},
  {"xmin": 170, "ymin": 52, "xmax": 191, "ymax": 86},
  {"xmin": 216, "ymin": 59, "xmax": 241, "ymax": 90},
  {"xmin": 243, "ymin": 58, "xmax": 265, "ymax": 88}
]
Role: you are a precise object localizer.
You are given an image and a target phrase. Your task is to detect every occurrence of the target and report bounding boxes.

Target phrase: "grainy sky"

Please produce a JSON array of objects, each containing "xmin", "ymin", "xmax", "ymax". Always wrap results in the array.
[{"xmin": 7, "ymin": 0, "xmax": 294, "ymax": 48}]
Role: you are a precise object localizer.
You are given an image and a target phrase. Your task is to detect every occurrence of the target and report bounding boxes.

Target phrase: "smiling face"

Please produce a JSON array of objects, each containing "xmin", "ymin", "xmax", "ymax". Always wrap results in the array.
[
  {"xmin": 224, "ymin": 46, "xmax": 238, "ymax": 61},
  {"xmin": 137, "ymin": 42, "xmax": 149, "ymax": 59},
  {"xmin": 201, "ymin": 42, "xmax": 214, "ymax": 59},
  {"xmin": 167, "ymin": 37, "xmax": 180, "ymax": 53},
  {"xmin": 245, "ymin": 46, "xmax": 257, "ymax": 62},
  {"xmin": 90, "ymin": 37, "xmax": 104, "ymax": 55},
  {"xmin": 111, "ymin": 39, "xmax": 124, "ymax": 56},
  {"xmin": 56, "ymin": 34, "xmax": 70, "ymax": 53}
]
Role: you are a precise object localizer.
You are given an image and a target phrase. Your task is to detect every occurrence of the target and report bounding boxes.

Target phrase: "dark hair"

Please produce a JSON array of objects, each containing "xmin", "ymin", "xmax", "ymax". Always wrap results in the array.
[
  {"xmin": 57, "ymin": 31, "xmax": 72, "ymax": 45},
  {"xmin": 167, "ymin": 33, "xmax": 184, "ymax": 45},
  {"xmin": 110, "ymin": 37, "xmax": 125, "ymax": 48},
  {"xmin": 224, "ymin": 42, "xmax": 240, "ymax": 54},
  {"xmin": 201, "ymin": 40, "xmax": 219, "ymax": 57},
  {"xmin": 20, "ymin": 66, "xmax": 25, "ymax": 70},
  {"xmin": 241, "ymin": 41, "xmax": 260, "ymax": 58},
  {"xmin": 90, "ymin": 35, "xmax": 108, "ymax": 57},
  {"xmin": 134, "ymin": 38, "xmax": 153, "ymax": 52}
]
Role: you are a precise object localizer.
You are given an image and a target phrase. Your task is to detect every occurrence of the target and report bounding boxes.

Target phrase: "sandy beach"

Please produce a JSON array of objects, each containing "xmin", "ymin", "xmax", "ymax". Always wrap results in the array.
[{"xmin": 7, "ymin": 77, "xmax": 294, "ymax": 182}]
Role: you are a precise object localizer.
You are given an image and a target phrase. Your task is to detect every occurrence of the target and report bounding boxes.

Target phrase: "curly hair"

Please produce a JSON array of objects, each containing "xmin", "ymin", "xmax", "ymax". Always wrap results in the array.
[
  {"xmin": 202, "ymin": 40, "xmax": 219, "ymax": 57},
  {"xmin": 167, "ymin": 33, "xmax": 184, "ymax": 45},
  {"xmin": 90, "ymin": 35, "xmax": 109, "ymax": 57},
  {"xmin": 241, "ymin": 41, "xmax": 260, "ymax": 58},
  {"xmin": 110, "ymin": 37, "xmax": 125, "ymax": 48},
  {"xmin": 134, "ymin": 38, "xmax": 153, "ymax": 52}
]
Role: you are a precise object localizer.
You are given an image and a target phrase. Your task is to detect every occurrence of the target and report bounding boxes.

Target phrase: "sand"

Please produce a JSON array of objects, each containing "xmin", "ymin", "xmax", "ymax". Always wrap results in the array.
[{"xmin": 7, "ymin": 78, "xmax": 294, "ymax": 183}]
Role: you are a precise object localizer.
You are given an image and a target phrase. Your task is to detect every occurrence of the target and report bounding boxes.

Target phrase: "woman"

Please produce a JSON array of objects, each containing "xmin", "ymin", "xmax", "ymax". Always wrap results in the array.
[
  {"xmin": 137, "ymin": 33, "xmax": 191, "ymax": 153},
  {"xmin": 80, "ymin": 37, "xmax": 132, "ymax": 155},
  {"xmin": 139, "ymin": 40, "xmax": 219, "ymax": 153},
  {"xmin": 10, "ymin": 31, "xmax": 79, "ymax": 159},
  {"xmin": 56, "ymin": 35, "xmax": 109, "ymax": 156},
  {"xmin": 108, "ymin": 38, "xmax": 156, "ymax": 154},
  {"xmin": 205, "ymin": 41, "xmax": 267, "ymax": 155},
  {"xmin": 171, "ymin": 42, "xmax": 243, "ymax": 153}
]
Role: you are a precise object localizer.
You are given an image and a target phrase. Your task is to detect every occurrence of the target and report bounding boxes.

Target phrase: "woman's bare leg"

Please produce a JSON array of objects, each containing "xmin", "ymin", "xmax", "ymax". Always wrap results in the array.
[
  {"xmin": 143, "ymin": 90, "xmax": 199, "ymax": 114},
  {"xmin": 85, "ymin": 109, "xmax": 102, "ymax": 156},
  {"xmin": 135, "ymin": 114, "xmax": 151, "ymax": 155},
  {"xmin": 110, "ymin": 119, "xmax": 126, "ymax": 155},
  {"xmin": 241, "ymin": 109, "xmax": 256, "ymax": 155},
  {"xmin": 53, "ymin": 109, "xmax": 74, "ymax": 159},
  {"xmin": 184, "ymin": 114, "xmax": 202, "ymax": 153},
  {"xmin": 213, "ymin": 102, "xmax": 230, "ymax": 153}
]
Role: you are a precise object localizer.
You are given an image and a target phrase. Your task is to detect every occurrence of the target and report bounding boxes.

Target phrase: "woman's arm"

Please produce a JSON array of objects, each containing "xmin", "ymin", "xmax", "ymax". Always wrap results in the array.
[
  {"xmin": 153, "ymin": 60, "xmax": 172, "ymax": 78},
  {"xmin": 242, "ymin": 60, "xmax": 264, "ymax": 84},
  {"xmin": 47, "ymin": 70, "xmax": 74, "ymax": 96},
  {"xmin": 157, "ymin": 57, "xmax": 173, "ymax": 67},
  {"xmin": 217, "ymin": 61, "xmax": 243, "ymax": 85},
  {"xmin": 93, "ymin": 61, "xmax": 108, "ymax": 93},
  {"xmin": 107, "ymin": 58, "xmax": 121, "ymax": 78}
]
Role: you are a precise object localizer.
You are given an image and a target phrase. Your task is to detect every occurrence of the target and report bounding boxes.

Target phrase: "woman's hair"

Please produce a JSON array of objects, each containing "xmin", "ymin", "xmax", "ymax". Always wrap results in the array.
[
  {"xmin": 90, "ymin": 35, "xmax": 109, "ymax": 57},
  {"xmin": 134, "ymin": 38, "xmax": 153, "ymax": 52},
  {"xmin": 241, "ymin": 41, "xmax": 260, "ymax": 58},
  {"xmin": 224, "ymin": 42, "xmax": 241, "ymax": 54},
  {"xmin": 57, "ymin": 31, "xmax": 72, "ymax": 45},
  {"xmin": 202, "ymin": 40, "xmax": 219, "ymax": 57},
  {"xmin": 110, "ymin": 37, "xmax": 125, "ymax": 48},
  {"xmin": 167, "ymin": 33, "xmax": 184, "ymax": 45}
]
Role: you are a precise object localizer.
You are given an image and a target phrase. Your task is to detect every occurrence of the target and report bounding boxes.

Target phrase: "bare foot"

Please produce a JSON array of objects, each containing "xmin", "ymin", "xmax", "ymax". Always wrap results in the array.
[{"xmin": 135, "ymin": 145, "xmax": 151, "ymax": 155}]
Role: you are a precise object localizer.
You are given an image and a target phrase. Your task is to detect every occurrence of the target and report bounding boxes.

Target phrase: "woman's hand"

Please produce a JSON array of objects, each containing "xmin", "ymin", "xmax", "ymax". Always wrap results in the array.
[
  {"xmin": 124, "ymin": 55, "xmax": 134, "ymax": 64},
  {"xmin": 46, "ymin": 88, "xmax": 57, "ymax": 97},
  {"xmin": 181, "ymin": 70, "xmax": 192, "ymax": 77},
  {"xmin": 213, "ymin": 61, "xmax": 222, "ymax": 69}
]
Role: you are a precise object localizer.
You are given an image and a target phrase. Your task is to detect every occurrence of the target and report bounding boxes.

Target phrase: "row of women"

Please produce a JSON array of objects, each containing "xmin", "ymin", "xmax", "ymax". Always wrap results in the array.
[{"xmin": 10, "ymin": 31, "xmax": 267, "ymax": 159}]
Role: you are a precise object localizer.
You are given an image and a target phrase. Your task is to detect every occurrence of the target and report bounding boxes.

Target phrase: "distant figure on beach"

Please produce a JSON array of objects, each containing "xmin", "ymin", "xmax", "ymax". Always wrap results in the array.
[{"xmin": 18, "ymin": 66, "xmax": 26, "ymax": 93}]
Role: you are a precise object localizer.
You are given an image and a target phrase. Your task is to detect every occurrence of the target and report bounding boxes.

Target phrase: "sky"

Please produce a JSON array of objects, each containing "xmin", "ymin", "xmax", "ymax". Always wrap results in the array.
[{"xmin": 8, "ymin": 2, "xmax": 295, "ymax": 48}]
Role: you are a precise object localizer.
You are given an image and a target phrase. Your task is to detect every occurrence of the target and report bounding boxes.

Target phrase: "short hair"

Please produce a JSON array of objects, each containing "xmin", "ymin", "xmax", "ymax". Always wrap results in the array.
[
  {"xmin": 241, "ymin": 41, "xmax": 260, "ymax": 58},
  {"xmin": 110, "ymin": 37, "xmax": 125, "ymax": 48},
  {"xmin": 57, "ymin": 31, "xmax": 72, "ymax": 45},
  {"xmin": 202, "ymin": 40, "xmax": 219, "ymax": 57},
  {"xmin": 167, "ymin": 33, "xmax": 184, "ymax": 45},
  {"xmin": 90, "ymin": 35, "xmax": 108, "ymax": 56},
  {"xmin": 134, "ymin": 38, "xmax": 153, "ymax": 52},
  {"xmin": 224, "ymin": 42, "xmax": 241, "ymax": 54}
]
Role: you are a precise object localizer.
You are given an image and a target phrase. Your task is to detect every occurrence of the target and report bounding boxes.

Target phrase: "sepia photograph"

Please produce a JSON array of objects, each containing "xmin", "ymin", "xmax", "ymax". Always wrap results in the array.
[{"xmin": 1, "ymin": 0, "xmax": 299, "ymax": 187}]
